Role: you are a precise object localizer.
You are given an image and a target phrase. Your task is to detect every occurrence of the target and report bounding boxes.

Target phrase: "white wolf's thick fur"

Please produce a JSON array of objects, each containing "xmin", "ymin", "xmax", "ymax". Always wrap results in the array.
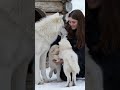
[
  {"xmin": 35, "ymin": 13, "xmax": 66, "ymax": 85},
  {"xmin": 48, "ymin": 45, "xmax": 62, "ymax": 82},
  {"xmin": 59, "ymin": 37, "xmax": 80, "ymax": 87}
]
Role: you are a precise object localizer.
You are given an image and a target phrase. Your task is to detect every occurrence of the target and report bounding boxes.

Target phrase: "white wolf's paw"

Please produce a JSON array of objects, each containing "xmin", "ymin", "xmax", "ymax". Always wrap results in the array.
[
  {"xmin": 65, "ymin": 84, "xmax": 69, "ymax": 87},
  {"xmin": 65, "ymin": 81, "xmax": 72, "ymax": 87},
  {"xmin": 71, "ymin": 81, "xmax": 76, "ymax": 86},
  {"xmin": 65, "ymin": 83, "xmax": 70, "ymax": 87},
  {"xmin": 44, "ymin": 78, "xmax": 50, "ymax": 83}
]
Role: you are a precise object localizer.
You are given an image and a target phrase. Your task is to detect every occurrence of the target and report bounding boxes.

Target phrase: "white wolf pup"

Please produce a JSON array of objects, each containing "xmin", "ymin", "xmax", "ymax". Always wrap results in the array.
[
  {"xmin": 48, "ymin": 45, "xmax": 62, "ymax": 82},
  {"xmin": 59, "ymin": 37, "xmax": 80, "ymax": 87}
]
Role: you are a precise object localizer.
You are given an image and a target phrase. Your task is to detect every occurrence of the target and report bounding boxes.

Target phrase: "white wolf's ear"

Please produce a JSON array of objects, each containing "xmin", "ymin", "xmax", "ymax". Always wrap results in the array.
[
  {"xmin": 64, "ymin": 10, "xmax": 72, "ymax": 22},
  {"xmin": 64, "ymin": 12, "xmax": 70, "ymax": 22},
  {"xmin": 54, "ymin": 13, "xmax": 59, "ymax": 17},
  {"xmin": 56, "ymin": 15, "xmax": 63, "ymax": 23}
]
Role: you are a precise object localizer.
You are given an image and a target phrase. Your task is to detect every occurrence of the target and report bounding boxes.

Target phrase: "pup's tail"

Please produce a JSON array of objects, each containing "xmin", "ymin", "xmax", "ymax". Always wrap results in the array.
[{"xmin": 66, "ymin": 55, "xmax": 80, "ymax": 74}]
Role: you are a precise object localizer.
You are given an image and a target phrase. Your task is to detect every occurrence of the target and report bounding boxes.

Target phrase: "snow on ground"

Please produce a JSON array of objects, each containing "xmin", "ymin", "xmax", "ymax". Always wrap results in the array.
[{"xmin": 35, "ymin": 68, "xmax": 85, "ymax": 90}]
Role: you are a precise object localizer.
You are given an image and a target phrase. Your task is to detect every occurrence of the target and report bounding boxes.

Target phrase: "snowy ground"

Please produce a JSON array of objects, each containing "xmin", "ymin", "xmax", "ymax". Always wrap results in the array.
[{"xmin": 35, "ymin": 68, "xmax": 85, "ymax": 90}]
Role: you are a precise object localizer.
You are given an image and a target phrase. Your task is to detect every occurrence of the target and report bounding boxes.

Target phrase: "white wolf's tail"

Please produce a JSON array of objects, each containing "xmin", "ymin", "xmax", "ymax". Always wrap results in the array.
[{"xmin": 66, "ymin": 54, "xmax": 80, "ymax": 74}]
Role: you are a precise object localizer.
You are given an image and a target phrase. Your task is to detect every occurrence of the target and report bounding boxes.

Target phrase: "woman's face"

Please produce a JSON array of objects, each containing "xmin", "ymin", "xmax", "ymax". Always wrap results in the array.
[
  {"xmin": 68, "ymin": 17, "xmax": 78, "ymax": 30},
  {"xmin": 86, "ymin": 0, "xmax": 102, "ymax": 9}
]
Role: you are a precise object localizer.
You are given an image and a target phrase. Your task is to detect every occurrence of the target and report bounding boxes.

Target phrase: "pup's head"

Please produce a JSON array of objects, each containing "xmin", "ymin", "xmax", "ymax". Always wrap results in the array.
[
  {"xmin": 59, "ymin": 37, "xmax": 72, "ymax": 50},
  {"xmin": 49, "ymin": 45, "xmax": 59, "ymax": 55}
]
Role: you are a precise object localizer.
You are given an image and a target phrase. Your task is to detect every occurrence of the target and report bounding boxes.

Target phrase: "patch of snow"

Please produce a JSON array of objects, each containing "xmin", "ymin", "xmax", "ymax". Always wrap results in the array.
[{"xmin": 35, "ymin": 68, "xmax": 85, "ymax": 90}]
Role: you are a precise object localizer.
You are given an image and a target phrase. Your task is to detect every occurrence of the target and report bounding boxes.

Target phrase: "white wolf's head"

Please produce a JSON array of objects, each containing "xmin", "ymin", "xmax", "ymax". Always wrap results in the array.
[
  {"xmin": 35, "ymin": 13, "xmax": 67, "ymax": 44},
  {"xmin": 35, "ymin": 13, "xmax": 64, "ymax": 33},
  {"xmin": 59, "ymin": 37, "xmax": 72, "ymax": 50}
]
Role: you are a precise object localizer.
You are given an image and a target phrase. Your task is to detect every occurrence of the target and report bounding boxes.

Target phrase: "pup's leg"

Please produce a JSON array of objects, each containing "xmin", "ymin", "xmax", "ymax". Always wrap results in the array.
[
  {"xmin": 54, "ymin": 69, "xmax": 57, "ymax": 74},
  {"xmin": 40, "ymin": 50, "xmax": 49, "ymax": 83},
  {"xmin": 49, "ymin": 68, "xmax": 54, "ymax": 78},
  {"xmin": 56, "ymin": 66, "xmax": 62, "ymax": 82},
  {"xmin": 35, "ymin": 54, "xmax": 44, "ymax": 85},
  {"xmin": 64, "ymin": 71, "xmax": 71, "ymax": 87},
  {"xmin": 72, "ymin": 72, "xmax": 77, "ymax": 86}
]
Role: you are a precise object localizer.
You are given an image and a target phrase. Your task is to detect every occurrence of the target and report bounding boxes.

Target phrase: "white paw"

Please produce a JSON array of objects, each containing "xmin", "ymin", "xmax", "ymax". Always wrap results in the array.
[
  {"xmin": 65, "ymin": 81, "xmax": 72, "ymax": 87},
  {"xmin": 72, "ymin": 81, "xmax": 76, "ymax": 86},
  {"xmin": 65, "ymin": 83, "xmax": 70, "ymax": 87},
  {"xmin": 36, "ymin": 79, "xmax": 44, "ymax": 85},
  {"xmin": 69, "ymin": 81, "xmax": 73, "ymax": 87},
  {"xmin": 44, "ymin": 78, "xmax": 50, "ymax": 83}
]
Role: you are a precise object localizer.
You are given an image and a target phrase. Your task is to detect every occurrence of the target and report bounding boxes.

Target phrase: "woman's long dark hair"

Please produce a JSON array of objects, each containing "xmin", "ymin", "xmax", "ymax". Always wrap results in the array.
[{"xmin": 65, "ymin": 10, "xmax": 85, "ymax": 49}]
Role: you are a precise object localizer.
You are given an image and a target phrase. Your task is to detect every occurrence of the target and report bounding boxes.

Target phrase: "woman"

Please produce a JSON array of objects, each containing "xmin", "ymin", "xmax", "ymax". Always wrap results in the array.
[{"xmin": 53, "ymin": 9, "xmax": 85, "ymax": 81}]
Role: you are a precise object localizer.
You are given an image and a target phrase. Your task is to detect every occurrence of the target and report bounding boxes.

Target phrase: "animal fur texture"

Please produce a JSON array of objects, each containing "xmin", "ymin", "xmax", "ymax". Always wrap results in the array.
[
  {"xmin": 35, "ymin": 13, "xmax": 66, "ymax": 85},
  {"xmin": 59, "ymin": 37, "xmax": 80, "ymax": 87},
  {"xmin": 48, "ymin": 45, "xmax": 62, "ymax": 82}
]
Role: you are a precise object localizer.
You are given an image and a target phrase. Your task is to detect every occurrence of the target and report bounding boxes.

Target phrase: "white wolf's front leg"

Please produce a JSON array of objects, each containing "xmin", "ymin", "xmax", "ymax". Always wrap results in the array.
[
  {"xmin": 49, "ymin": 68, "xmax": 54, "ymax": 78},
  {"xmin": 40, "ymin": 50, "xmax": 49, "ymax": 83},
  {"xmin": 35, "ymin": 54, "xmax": 44, "ymax": 85},
  {"xmin": 56, "ymin": 66, "xmax": 62, "ymax": 82}
]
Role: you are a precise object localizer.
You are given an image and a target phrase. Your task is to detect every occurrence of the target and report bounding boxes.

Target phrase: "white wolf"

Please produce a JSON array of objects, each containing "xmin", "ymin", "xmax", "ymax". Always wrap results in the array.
[
  {"xmin": 35, "ymin": 13, "xmax": 67, "ymax": 85},
  {"xmin": 58, "ymin": 37, "xmax": 80, "ymax": 87},
  {"xmin": 48, "ymin": 45, "xmax": 62, "ymax": 82}
]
